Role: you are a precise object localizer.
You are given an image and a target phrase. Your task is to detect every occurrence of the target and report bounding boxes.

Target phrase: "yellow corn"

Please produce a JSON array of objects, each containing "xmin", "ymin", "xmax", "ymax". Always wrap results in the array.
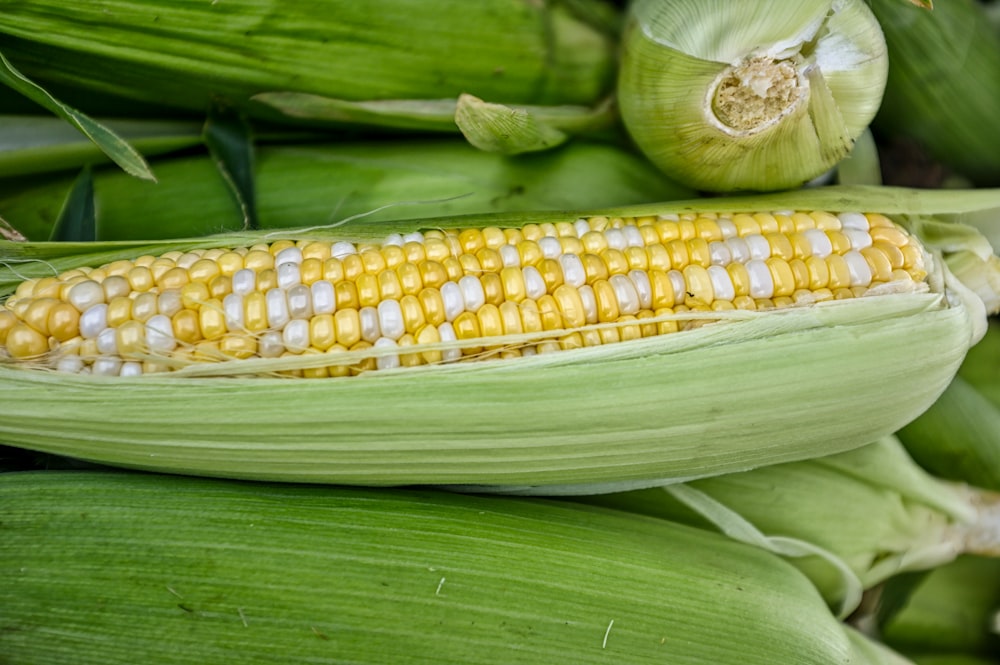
[{"xmin": 0, "ymin": 210, "xmax": 927, "ymax": 377}]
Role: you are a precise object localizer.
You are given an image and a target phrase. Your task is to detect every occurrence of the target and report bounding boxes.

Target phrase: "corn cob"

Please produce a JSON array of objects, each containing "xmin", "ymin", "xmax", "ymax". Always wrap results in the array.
[
  {"xmin": 0, "ymin": 187, "xmax": 994, "ymax": 489},
  {"xmin": 0, "ymin": 139, "xmax": 693, "ymax": 241},
  {"xmin": 576, "ymin": 436, "xmax": 1000, "ymax": 617},
  {"xmin": 0, "ymin": 470, "xmax": 914, "ymax": 665},
  {"xmin": 0, "ymin": 0, "xmax": 616, "ymax": 126}
]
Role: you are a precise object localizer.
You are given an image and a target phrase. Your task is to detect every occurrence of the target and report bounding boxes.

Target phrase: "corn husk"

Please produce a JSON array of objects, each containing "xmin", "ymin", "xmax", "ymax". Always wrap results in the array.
[
  {"xmin": 575, "ymin": 436, "xmax": 1000, "ymax": 618},
  {"xmin": 0, "ymin": 139, "xmax": 693, "ymax": 241},
  {"xmin": 0, "ymin": 470, "xmax": 913, "ymax": 665},
  {"xmin": 0, "ymin": 186, "xmax": 996, "ymax": 491},
  {"xmin": 0, "ymin": 0, "xmax": 616, "ymax": 128},
  {"xmin": 898, "ymin": 318, "xmax": 1000, "ymax": 491},
  {"xmin": 869, "ymin": 0, "xmax": 1000, "ymax": 186},
  {"xmin": 874, "ymin": 555, "xmax": 1000, "ymax": 657}
]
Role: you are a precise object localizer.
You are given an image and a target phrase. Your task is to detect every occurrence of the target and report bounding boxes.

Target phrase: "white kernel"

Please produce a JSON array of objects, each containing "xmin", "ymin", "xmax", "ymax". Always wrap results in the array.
[
  {"xmin": 844, "ymin": 250, "xmax": 873, "ymax": 286},
  {"xmin": 223, "ymin": 293, "xmax": 244, "ymax": 332},
  {"xmin": 668, "ymin": 270, "xmax": 686, "ymax": 305},
  {"xmin": 286, "ymin": 284, "xmax": 313, "ymax": 319},
  {"xmin": 610, "ymin": 274, "xmax": 640, "ymax": 315},
  {"xmin": 276, "ymin": 262, "xmax": 302, "ymax": 289},
  {"xmin": 265, "ymin": 288, "xmax": 289, "ymax": 329},
  {"xmin": 232, "ymin": 268, "xmax": 256, "ymax": 296},
  {"xmin": 259, "ymin": 331, "xmax": 284, "ymax": 358},
  {"xmin": 275, "ymin": 246, "xmax": 303, "ymax": 266},
  {"xmin": 523, "ymin": 266, "xmax": 547, "ymax": 300},
  {"xmin": 373, "ymin": 337, "xmax": 401, "ymax": 370},
  {"xmin": 79, "ymin": 303, "xmax": 109, "ymax": 339},
  {"xmin": 573, "ymin": 219, "xmax": 591, "ymax": 237},
  {"xmin": 745, "ymin": 234, "xmax": 771, "ymax": 260},
  {"xmin": 623, "ymin": 225, "xmax": 645, "ymax": 248},
  {"xmin": 604, "ymin": 228, "xmax": 627, "ymax": 251},
  {"xmin": 538, "ymin": 236, "xmax": 562, "ymax": 259},
  {"xmin": 377, "ymin": 299, "xmax": 406, "ymax": 341},
  {"xmin": 145, "ymin": 315, "xmax": 176, "ymax": 353},
  {"xmin": 499, "ymin": 244, "xmax": 521, "ymax": 268},
  {"xmin": 803, "ymin": 229, "xmax": 833, "ymax": 257},
  {"xmin": 282, "ymin": 319, "xmax": 310, "ymax": 352},
  {"xmin": 67, "ymin": 280, "xmax": 105, "ymax": 312},
  {"xmin": 402, "ymin": 231, "xmax": 425, "ymax": 245},
  {"xmin": 382, "ymin": 233, "xmax": 404, "ymax": 247},
  {"xmin": 330, "ymin": 241, "xmax": 357, "ymax": 258},
  {"xmin": 628, "ymin": 270, "xmax": 653, "ymax": 310},
  {"xmin": 440, "ymin": 281, "xmax": 464, "ymax": 322},
  {"xmin": 311, "ymin": 280, "xmax": 336, "ymax": 315},
  {"xmin": 708, "ymin": 265, "xmax": 736, "ymax": 302},
  {"xmin": 746, "ymin": 260, "xmax": 775, "ymax": 298},
  {"xmin": 359, "ymin": 306, "xmax": 381, "ymax": 343},
  {"xmin": 91, "ymin": 356, "xmax": 122, "ymax": 376},
  {"xmin": 119, "ymin": 361, "xmax": 143, "ymax": 377},
  {"xmin": 717, "ymin": 219, "xmax": 738, "ymax": 239},
  {"xmin": 559, "ymin": 254, "xmax": 586, "ymax": 288},
  {"xmin": 844, "ymin": 229, "xmax": 873, "ymax": 250},
  {"xmin": 56, "ymin": 355, "xmax": 85, "ymax": 374},
  {"xmin": 725, "ymin": 237, "xmax": 751, "ymax": 263},
  {"xmin": 437, "ymin": 322, "xmax": 462, "ymax": 363},
  {"xmin": 458, "ymin": 275, "xmax": 486, "ymax": 312},
  {"xmin": 96, "ymin": 327, "xmax": 118, "ymax": 355},
  {"xmin": 709, "ymin": 241, "xmax": 732, "ymax": 266},
  {"xmin": 175, "ymin": 252, "xmax": 201, "ymax": 269},
  {"xmin": 157, "ymin": 290, "xmax": 183, "ymax": 318},
  {"xmin": 838, "ymin": 212, "xmax": 870, "ymax": 230}
]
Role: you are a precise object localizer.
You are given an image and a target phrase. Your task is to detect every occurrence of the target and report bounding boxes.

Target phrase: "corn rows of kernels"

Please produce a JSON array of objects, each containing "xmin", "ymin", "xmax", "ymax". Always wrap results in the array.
[{"xmin": 0, "ymin": 211, "xmax": 926, "ymax": 376}]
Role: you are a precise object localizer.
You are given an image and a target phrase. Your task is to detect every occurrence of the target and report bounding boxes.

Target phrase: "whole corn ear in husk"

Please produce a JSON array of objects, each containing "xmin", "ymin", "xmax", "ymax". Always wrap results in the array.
[
  {"xmin": 0, "ymin": 139, "xmax": 693, "ymax": 242},
  {"xmin": 898, "ymin": 318, "xmax": 1000, "ymax": 491},
  {"xmin": 577, "ymin": 436, "xmax": 1000, "ymax": 617},
  {"xmin": 0, "ymin": 470, "xmax": 914, "ymax": 665},
  {"xmin": 0, "ymin": 186, "xmax": 996, "ymax": 492},
  {"xmin": 868, "ymin": 0, "xmax": 1000, "ymax": 187},
  {"xmin": 0, "ymin": 0, "xmax": 616, "ymax": 131},
  {"xmin": 617, "ymin": 0, "xmax": 888, "ymax": 192}
]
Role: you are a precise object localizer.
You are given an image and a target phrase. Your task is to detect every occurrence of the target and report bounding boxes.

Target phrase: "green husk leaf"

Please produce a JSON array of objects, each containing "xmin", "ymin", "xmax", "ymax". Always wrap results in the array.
[
  {"xmin": 0, "ymin": 470, "xmax": 899, "ymax": 665},
  {"xmin": 0, "ymin": 115, "xmax": 202, "ymax": 178},
  {"xmin": 203, "ymin": 105, "xmax": 258, "ymax": 231},
  {"xmin": 0, "ymin": 139, "xmax": 693, "ymax": 242},
  {"xmin": 837, "ymin": 128, "xmax": 883, "ymax": 186},
  {"xmin": 454, "ymin": 94, "xmax": 569, "ymax": 154},
  {"xmin": 48, "ymin": 165, "xmax": 95, "ymax": 242},
  {"xmin": 0, "ymin": 51, "xmax": 155, "ymax": 181}
]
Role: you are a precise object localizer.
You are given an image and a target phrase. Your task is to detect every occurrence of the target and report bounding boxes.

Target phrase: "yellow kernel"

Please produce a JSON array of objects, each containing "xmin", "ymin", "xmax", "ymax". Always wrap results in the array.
[
  {"xmin": 871, "ymin": 225, "xmax": 910, "ymax": 247},
  {"xmin": 47, "ymin": 302, "xmax": 81, "ymax": 342},
  {"xmin": 788, "ymin": 259, "xmax": 811, "ymax": 290},
  {"xmin": 766, "ymin": 258, "xmax": 796, "ymax": 298},
  {"xmin": 172, "ymin": 309, "xmax": 202, "ymax": 345},
  {"xmin": 158, "ymin": 267, "xmax": 190, "ymax": 290},
  {"xmin": 765, "ymin": 233, "xmax": 795, "ymax": 261},
  {"xmin": 683, "ymin": 265, "xmax": 714, "ymax": 305},
  {"xmin": 481, "ymin": 273, "xmax": 504, "ymax": 306},
  {"xmin": 400, "ymin": 294, "xmax": 426, "ymax": 334},
  {"xmin": 558, "ymin": 236, "xmax": 584, "ymax": 255},
  {"xmin": 209, "ymin": 274, "xmax": 232, "ymax": 299},
  {"xmin": 188, "ymin": 258, "xmax": 221, "ymax": 284},
  {"xmin": 31, "ymin": 277, "xmax": 63, "ymax": 299},
  {"xmin": 649, "ymin": 270, "xmax": 677, "ymax": 309},
  {"xmin": 442, "ymin": 257, "xmax": 464, "ymax": 282},
  {"xmin": 500, "ymin": 266, "xmax": 527, "ymax": 302},
  {"xmin": 666, "ymin": 239, "xmax": 690, "ymax": 270},
  {"xmin": 624, "ymin": 246, "xmax": 649, "ymax": 271},
  {"xmin": 827, "ymin": 231, "xmax": 851, "ymax": 255},
  {"xmin": 732, "ymin": 213, "xmax": 761, "ymax": 236},
  {"xmin": 537, "ymin": 294, "xmax": 562, "ymax": 331},
  {"xmin": 423, "ymin": 237, "xmax": 452, "ymax": 263},
  {"xmin": 516, "ymin": 240, "xmax": 543, "ymax": 266},
  {"xmin": 476, "ymin": 247, "xmax": 503, "ymax": 273},
  {"xmin": 415, "ymin": 324, "xmax": 443, "ymax": 365},
  {"xmin": 300, "ymin": 258, "xmax": 324, "ymax": 285},
  {"xmin": 458, "ymin": 253, "xmax": 482, "ymax": 275},
  {"xmin": 322, "ymin": 257, "xmax": 345, "ymax": 283},
  {"xmin": 459, "ymin": 228, "xmax": 485, "ymax": 254},
  {"xmin": 553, "ymin": 284, "xmax": 586, "ymax": 329},
  {"xmin": 519, "ymin": 299, "xmax": 543, "ymax": 334},
  {"xmin": 378, "ymin": 270, "xmax": 404, "ymax": 301},
  {"xmin": 754, "ymin": 213, "xmax": 779, "ymax": 234},
  {"xmin": 402, "ymin": 241, "xmax": 426, "ymax": 264},
  {"xmin": 244, "ymin": 250, "xmax": 274, "ymax": 272},
  {"xmin": 219, "ymin": 333, "xmax": 257, "ymax": 359},
  {"xmin": 498, "ymin": 301, "xmax": 524, "ymax": 336},
  {"xmin": 132, "ymin": 292, "xmax": 159, "ymax": 323},
  {"xmin": 860, "ymin": 246, "xmax": 894, "ymax": 282},
  {"xmin": 601, "ymin": 248, "xmax": 629, "ymax": 275},
  {"xmin": 5, "ymin": 323, "xmax": 48, "ymax": 358},
  {"xmin": 581, "ymin": 253, "xmax": 609, "ymax": 282},
  {"xmin": 106, "ymin": 296, "xmax": 134, "ymax": 328},
  {"xmin": 397, "ymin": 262, "xmax": 423, "ymax": 296},
  {"xmin": 243, "ymin": 292, "xmax": 268, "ymax": 332},
  {"xmin": 341, "ymin": 254, "xmax": 365, "ymax": 281},
  {"xmin": 335, "ymin": 281, "xmax": 360, "ymax": 310},
  {"xmin": 115, "ymin": 320, "xmax": 146, "ymax": 360},
  {"xmin": 804, "ymin": 256, "xmax": 831, "ymax": 290},
  {"xmin": 476, "ymin": 303, "xmax": 504, "ymax": 339},
  {"xmin": 180, "ymin": 282, "xmax": 211, "ymax": 310},
  {"xmin": 537, "ymin": 259, "xmax": 564, "ymax": 293},
  {"xmin": 686, "ymin": 238, "xmax": 712, "ymax": 268},
  {"xmin": 727, "ymin": 263, "xmax": 751, "ymax": 297},
  {"xmin": 334, "ymin": 309, "xmax": 362, "ymax": 347},
  {"xmin": 452, "ymin": 311, "xmax": 483, "ymax": 355},
  {"xmin": 22, "ymin": 298, "xmax": 57, "ymax": 335},
  {"xmin": 647, "ymin": 244, "xmax": 672, "ymax": 271},
  {"xmin": 418, "ymin": 260, "xmax": 448, "ymax": 289},
  {"xmin": 199, "ymin": 299, "xmax": 227, "ymax": 340},
  {"xmin": 593, "ymin": 279, "xmax": 620, "ymax": 323},
  {"xmin": 826, "ymin": 255, "xmax": 852, "ymax": 289},
  {"xmin": 356, "ymin": 273, "xmax": 380, "ymax": 308}
]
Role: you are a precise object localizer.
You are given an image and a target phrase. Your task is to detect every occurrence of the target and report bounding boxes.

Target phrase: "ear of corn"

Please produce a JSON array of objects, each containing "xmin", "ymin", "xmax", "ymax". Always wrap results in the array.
[
  {"xmin": 0, "ymin": 186, "xmax": 996, "ymax": 491},
  {"xmin": 576, "ymin": 436, "xmax": 999, "ymax": 617},
  {"xmin": 0, "ymin": 0, "xmax": 616, "ymax": 125},
  {"xmin": 0, "ymin": 139, "xmax": 694, "ymax": 242},
  {"xmin": 898, "ymin": 319, "xmax": 1000, "ymax": 491},
  {"xmin": 869, "ymin": 0, "xmax": 1000, "ymax": 186},
  {"xmin": 0, "ymin": 470, "xmax": 913, "ymax": 665}
]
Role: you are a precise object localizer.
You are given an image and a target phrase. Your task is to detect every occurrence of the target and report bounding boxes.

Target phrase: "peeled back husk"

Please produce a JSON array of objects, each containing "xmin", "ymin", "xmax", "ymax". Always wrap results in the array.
[
  {"xmin": 0, "ymin": 186, "xmax": 996, "ymax": 492},
  {"xmin": 0, "ymin": 470, "xmax": 915, "ymax": 665},
  {"xmin": 0, "ymin": 139, "xmax": 694, "ymax": 242},
  {"xmin": 617, "ymin": 0, "xmax": 888, "ymax": 192}
]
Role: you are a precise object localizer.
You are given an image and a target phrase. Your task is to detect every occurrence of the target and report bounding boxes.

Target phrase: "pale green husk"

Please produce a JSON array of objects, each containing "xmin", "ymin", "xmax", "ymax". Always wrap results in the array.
[
  {"xmin": 0, "ymin": 470, "xmax": 910, "ymax": 665},
  {"xmin": 0, "ymin": 186, "xmax": 995, "ymax": 490}
]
